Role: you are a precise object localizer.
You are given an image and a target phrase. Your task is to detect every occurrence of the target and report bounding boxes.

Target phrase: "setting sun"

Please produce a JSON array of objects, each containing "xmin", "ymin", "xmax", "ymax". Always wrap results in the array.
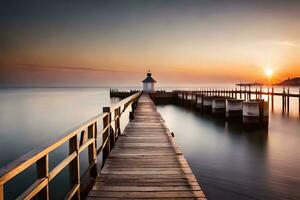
[{"xmin": 265, "ymin": 67, "xmax": 273, "ymax": 78}]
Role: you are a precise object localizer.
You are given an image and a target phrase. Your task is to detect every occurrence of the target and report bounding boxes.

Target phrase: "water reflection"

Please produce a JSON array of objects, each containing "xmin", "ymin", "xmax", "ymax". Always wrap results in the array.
[
  {"xmin": 157, "ymin": 104, "xmax": 300, "ymax": 200},
  {"xmin": 0, "ymin": 88, "xmax": 114, "ymax": 199}
]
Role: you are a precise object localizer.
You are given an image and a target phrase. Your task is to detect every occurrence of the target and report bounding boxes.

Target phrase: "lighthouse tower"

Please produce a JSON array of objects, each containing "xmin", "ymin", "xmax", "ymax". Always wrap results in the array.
[{"xmin": 142, "ymin": 70, "xmax": 156, "ymax": 93}]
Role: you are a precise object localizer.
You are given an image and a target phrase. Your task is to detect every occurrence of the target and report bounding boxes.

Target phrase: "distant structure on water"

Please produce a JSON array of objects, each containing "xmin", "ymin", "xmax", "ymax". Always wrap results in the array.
[{"xmin": 142, "ymin": 70, "xmax": 156, "ymax": 93}]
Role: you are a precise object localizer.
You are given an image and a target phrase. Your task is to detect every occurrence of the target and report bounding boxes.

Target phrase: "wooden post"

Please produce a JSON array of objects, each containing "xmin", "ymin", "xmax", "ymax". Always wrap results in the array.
[
  {"xmin": 36, "ymin": 154, "xmax": 49, "ymax": 200},
  {"xmin": 260, "ymin": 85, "xmax": 262, "ymax": 99},
  {"xmin": 282, "ymin": 88, "xmax": 285, "ymax": 114},
  {"xmin": 0, "ymin": 184, "xmax": 3, "ymax": 200},
  {"xmin": 102, "ymin": 107, "xmax": 111, "ymax": 167},
  {"xmin": 244, "ymin": 86, "xmax": 246, "ymax": 100},
  {"xmin": 88, "ymin": 123, "xmax": 97, "ymax": 178},
  {"xmin": 267, "ymin": 87, "xmax": 269, "ymax": 102},
  {"xmin": 240, "ymin": 86, "xmax": 242, "ymax": 99},
  {"xmin": 271, "ymin": 87, "xmax": 274, "ymax": 111},
  {"xmin": 115, "ymin": 107, "xmax": 121, "ymax": 138},
  {"xmin": 299, "ymin": 88, "xmax": 300, "ymax": 113},
  {"xmin": 235, "ymin": 88, "xmax": 237, "ymax": 99},
  {"xmin": 249, "ymin": 86, "xmax": 251, "ymax": 100},
  {"xmin": 69, "ymin": 135, "xmax": 80, "ymax": 200},
  {"xmin": 287, "ymin": 88, "xmax": 290, "ymax": 115},
  {"xmin": 255, "ymin": 88, "xmax": 257, "ymax": 99}
]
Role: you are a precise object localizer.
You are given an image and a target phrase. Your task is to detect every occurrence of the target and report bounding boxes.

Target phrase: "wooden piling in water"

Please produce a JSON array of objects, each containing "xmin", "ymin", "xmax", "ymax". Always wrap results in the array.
[
  {"xmin": 282, "ymin": 88, "xmax": 286, "ymax": 114},
  {"xmin": 287, "ymin": 88, "xmax": 290, "ymax": 115},
  {"xmin": 271, "ymin": 87, "xmax": 274, "ymax": 111}
]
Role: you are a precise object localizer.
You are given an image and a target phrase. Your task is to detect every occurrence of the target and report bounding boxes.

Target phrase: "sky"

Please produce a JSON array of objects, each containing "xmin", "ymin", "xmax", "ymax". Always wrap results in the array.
[{"xmin": 1, "ymin": 0, "xmax": 300, "ymax": 87}]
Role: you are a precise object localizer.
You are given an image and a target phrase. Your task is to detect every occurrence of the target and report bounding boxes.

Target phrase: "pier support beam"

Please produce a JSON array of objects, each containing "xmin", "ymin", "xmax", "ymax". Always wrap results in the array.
[
  {"xmin": 287, "ymin": 88, "xmax": 290, "ymax": 115},
  {"xmin": 271, "ymin": 87, "xmax": 274, "ymax": 112}
]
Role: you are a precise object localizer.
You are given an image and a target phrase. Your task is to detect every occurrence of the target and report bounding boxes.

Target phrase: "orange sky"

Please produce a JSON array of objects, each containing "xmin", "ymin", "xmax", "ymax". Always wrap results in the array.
[{"xmin": 1, "ymin": 1, "xmax": 300, "ymax": 87}]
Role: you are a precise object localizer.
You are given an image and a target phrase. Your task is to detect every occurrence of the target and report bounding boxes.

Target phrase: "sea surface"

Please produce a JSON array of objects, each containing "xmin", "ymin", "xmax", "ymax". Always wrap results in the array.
[{"xmin": 0, "ymin": 87, "xmax": 300, "ymax": 199}]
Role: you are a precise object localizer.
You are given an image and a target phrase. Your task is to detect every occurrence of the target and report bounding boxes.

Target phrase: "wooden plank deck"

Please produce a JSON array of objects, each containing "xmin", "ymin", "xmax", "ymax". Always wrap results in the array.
[{"xmin": 87, "ymin": 94, "xmax": 206, "ymax": 199}]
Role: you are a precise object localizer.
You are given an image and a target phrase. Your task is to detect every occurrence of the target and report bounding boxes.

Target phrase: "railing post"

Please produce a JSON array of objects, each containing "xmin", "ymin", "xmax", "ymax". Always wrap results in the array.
[
  {"xmin": 88, "ymin": 123, "xmax": 97, "ymax": 178},
  {"xmin": 0, "ymin": 184, "xmax": 3, "ymax": 200},
  {"xmin": 113, "ymin": 108, "xmax": 117, "ymax": 141},
  {"xmin": 130, "ymin": 100, "xmax": 137, "ymax": 120},
  {"xmin": 36, "ymin": 154, "xmax": 49, "ymax": 200},
  {"xmin": 69, "ymin": 135, "xmax": 80, "ymax": 200},
  {"xmin": 102, "ymin": 107, "xmax": 111, "ymax": 167},
  {"xmin": 115, "ymin": 107, "xmax": 121, "ymax": 138}
]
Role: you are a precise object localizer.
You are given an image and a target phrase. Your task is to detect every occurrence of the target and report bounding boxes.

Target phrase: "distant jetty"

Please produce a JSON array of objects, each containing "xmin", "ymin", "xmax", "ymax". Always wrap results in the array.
[{"xmin": 277, "ymin": 77, "xmax": 300, "ymax": 86}]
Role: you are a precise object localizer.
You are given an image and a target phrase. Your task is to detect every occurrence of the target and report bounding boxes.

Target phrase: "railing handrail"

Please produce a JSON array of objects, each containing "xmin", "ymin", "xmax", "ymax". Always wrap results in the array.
[
  {"xmin": 109, "ymin": 92, "xmax": 141, "ymax": 110},
  {"xmin": 0, "ymin": 113, "xmax": 106, "ymax": 184},
  {"xmin": 0, "ymin": 91, "xmax": 142, "ymax": 200}
]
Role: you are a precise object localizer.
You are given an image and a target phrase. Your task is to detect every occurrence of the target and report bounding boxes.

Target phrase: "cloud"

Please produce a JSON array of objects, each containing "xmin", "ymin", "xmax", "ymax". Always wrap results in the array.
[
  {"xmin": 271, "ymin": 40, "xmax": 300, "ymax": 47},
  {"xmin": 14, "ymin": 63, "xmax": 138, "ymax": 73}
]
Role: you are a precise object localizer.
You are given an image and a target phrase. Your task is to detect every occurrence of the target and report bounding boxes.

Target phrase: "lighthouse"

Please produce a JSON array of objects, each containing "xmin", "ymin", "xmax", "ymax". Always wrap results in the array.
[{"xmin": 142, "ymin": 70, "xmax": 156, "ymax": 93}]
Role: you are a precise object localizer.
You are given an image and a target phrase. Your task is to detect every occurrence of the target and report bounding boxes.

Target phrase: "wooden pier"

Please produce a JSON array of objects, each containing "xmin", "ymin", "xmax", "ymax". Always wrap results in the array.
[
  {"xmin": 87, "ymin": 94, "xmax": 205, "ymax": 199},
  {"xmin": 0, "ymin": 92, "xmax": 206, "ymax": 199},
  {"xmin": 176, "ymin": 87, "xmax": 300, "ymax": 114}
]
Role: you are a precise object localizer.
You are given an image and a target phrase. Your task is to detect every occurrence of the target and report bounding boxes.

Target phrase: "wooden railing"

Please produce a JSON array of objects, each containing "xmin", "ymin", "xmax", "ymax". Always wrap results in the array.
[
  {"xmin": 0, "ymin": 92, "xmax": 141, "ymax": 200},
  {"xmin": 176, "ymin": 87, "xmax": 300, "ymax": 113}
]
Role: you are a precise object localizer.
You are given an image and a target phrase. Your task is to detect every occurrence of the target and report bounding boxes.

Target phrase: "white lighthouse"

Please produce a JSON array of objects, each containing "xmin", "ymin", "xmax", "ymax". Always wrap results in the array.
[{"xmin": 142, "ymin": 70, "xmax": 156, "ymax": 93}]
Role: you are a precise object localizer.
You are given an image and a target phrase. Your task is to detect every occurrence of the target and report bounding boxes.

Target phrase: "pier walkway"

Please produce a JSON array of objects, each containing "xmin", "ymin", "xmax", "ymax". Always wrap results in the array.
[{"xmin": 87, "ymin": 94, "xmax": 206, "ymax": 199}]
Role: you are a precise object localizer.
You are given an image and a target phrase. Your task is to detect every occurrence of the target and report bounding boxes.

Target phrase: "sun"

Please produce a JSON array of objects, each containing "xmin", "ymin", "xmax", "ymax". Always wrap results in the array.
[{"xmin": 264, "ymin": 67, "xmax": 273, "ymax": 78}]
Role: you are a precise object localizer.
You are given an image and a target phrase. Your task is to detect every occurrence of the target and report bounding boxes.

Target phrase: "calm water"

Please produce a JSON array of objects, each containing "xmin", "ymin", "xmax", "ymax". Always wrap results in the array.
[
  {"xmin": 157, "ymin": 89, "xmax": 300, "ymax": 200},
  {"xmin": 0, "ymin": 88, "xmax": 119, "ymax": 199},
  {"xmin": 0, "ymin": 87, "xmax": 300, "ymax": 199}
]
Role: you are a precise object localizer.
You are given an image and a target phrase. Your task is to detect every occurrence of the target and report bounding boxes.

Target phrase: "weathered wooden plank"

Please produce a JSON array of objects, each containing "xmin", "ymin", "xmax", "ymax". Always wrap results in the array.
[
  {"xmin": 92, "ymin": 185, "xmax": 202, "ymax": 191},
  {"xmin": 95, "ymin": 181, "xmax": 200, "ymax": 187},
  {"xmin": 88, "ymin": 191, "xmax": 205, "ymax": 198},
  {"xmin": 88, "ymin": 94, "xmax": 206, "ymax": 199},
  {"xmin": 94, "ymin": 174, "xmax": 198, "ymax": 180}
]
